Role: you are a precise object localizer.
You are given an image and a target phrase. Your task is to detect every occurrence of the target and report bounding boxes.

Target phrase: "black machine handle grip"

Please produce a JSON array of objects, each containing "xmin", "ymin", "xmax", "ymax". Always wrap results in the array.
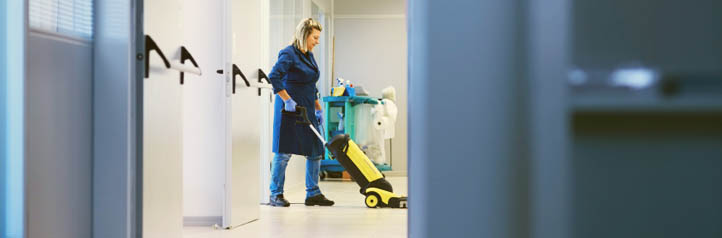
[{"xmin": 281, "ymin": 106, "xmax": 311, "ymax": 125}]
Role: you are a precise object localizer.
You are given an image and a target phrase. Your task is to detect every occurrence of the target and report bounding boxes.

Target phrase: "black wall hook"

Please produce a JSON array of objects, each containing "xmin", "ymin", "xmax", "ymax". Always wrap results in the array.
[
  {"xmin": 145, "ymin": 35, "xmax": 171, "ymax": 78},
  {"xmin": 232, "ymin": 64, "xmax": 250, "ymax": 94},
  {"xmin": 179, "ymin": 46, "xmax": 199, "ymax": 85}
]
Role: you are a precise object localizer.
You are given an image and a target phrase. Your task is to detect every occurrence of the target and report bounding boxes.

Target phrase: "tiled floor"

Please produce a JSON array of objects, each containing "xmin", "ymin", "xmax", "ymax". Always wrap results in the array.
[{"xmin": 184, "ymin": 177, "xmax": 408, "ymax": 238}]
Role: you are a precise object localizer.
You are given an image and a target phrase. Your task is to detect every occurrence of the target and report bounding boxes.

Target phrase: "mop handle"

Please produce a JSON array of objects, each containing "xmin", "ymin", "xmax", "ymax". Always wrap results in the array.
[
  {"xmin": 281, "ymin": 105, "xmax": 327, "ymax": 144},
  {"xmin": 309, "ymin": 124, "xmax": 327, "ymax": 144}
]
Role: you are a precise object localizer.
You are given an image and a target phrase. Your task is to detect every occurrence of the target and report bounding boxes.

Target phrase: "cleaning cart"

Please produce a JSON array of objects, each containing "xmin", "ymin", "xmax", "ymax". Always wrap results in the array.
[
  {"xmin": 321, "ymin": 95, "xmax": 392, "ymax": 176},
  {"xmin": 283, "ymin": 106, "xmax": 407, "ymax": 208}
]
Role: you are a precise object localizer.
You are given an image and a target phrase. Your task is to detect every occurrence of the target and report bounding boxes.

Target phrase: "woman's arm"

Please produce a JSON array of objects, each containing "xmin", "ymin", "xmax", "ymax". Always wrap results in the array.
[
  {"xmin": 313, "ymin": 87, "xmax": 322, "ymax": 111},
  {"xmin": 278, "ymin": 90, "xmax": 291, "ymax": 101},
  {"xmin": 269, "ymin": 49, "xmax": 293, "ymax": 98}
]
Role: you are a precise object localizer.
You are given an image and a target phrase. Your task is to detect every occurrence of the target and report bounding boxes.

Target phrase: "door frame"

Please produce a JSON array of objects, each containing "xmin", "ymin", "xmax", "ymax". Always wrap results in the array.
[
  {"xmin": 309, "ymin": 0, "xmax": 333, "ymax": 98},
  {"xmin": 221, "ymin": 0, "xmax": 233, "ymax": 228},
  {"xmin": 258, "ymin": 0, "xmax": 272, "ymax": 205},
  {"xmin": 223, "ymin": 0, "xmax": 268, "ymax": 228},
  {"xmin": 3, "ymin": 0, "xmax": 27, "ymax": 237},
  {"xmin": 134, "ymin": 0, "xmax": 145, "ymax": 236}
]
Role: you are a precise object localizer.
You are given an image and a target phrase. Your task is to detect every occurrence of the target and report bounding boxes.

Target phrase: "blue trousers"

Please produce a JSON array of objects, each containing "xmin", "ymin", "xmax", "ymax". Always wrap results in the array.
[{"xmin": 269, "ymin": 153, "xmax": 322, "ymax": 199}]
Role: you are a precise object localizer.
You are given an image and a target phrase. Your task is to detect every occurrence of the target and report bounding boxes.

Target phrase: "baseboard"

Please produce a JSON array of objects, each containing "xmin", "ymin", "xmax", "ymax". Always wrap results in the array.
[
  {"xmin": 184, "ymin": 216, "xmax": 222, "ymax": 227},
  {"xmin": 383, "ymin": 170, "xmax": 407, "ymax": 177}
]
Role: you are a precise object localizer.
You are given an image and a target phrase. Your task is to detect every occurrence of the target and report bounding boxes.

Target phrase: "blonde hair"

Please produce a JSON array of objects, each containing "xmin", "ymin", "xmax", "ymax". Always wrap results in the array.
[{"xmin": 292, "ymin": 18, "xmax": 322, "ymax": 53}]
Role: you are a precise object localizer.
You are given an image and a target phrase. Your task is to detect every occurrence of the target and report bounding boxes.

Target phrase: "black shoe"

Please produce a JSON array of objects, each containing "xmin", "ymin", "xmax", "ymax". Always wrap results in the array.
[
  {"xmin": 304, "ymin": 194, "xmax": 335, "ymax": 206},
  {"xmin": 270, "ymin": 194, "xmax": 290, "ymax": 207}
]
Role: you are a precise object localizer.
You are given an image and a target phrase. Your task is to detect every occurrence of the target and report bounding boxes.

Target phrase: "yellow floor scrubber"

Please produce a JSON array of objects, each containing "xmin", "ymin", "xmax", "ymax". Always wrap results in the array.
[{"xmin": 284, "ymin": 106, "xmax": 408, "ymax": 208}]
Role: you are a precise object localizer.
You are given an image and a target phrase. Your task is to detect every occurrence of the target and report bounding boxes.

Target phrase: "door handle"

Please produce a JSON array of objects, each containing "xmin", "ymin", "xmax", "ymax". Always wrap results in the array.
[
  {"xmin": 258, "ymin": 69, "xmax": 270, "ymax": 84},
  {"xmin": 257, "ymin": 69, "xmax": 270, "ymax": 96},
  {"xmin": 144, "ymin": 35, "xmax": 171, "ymax": 78},
  {"xmin": 216, "ymin": 65, "xmax": 250, "ymax": 94},
  {"xmin": 258, "ymin": 69, "xmax": 273, "ymax": 102},
  {"xmin": 179, "ymin": 46, "xmax": 200, "ymax": 85},
  {"xmin": 232, "ymin": 64, "xmax": 250, "ymax": 94}
]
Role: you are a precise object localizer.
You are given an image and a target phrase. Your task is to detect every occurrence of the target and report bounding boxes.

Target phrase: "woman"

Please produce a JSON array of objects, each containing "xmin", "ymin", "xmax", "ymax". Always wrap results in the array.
[{"xmin": 267, "ymin": 18, "xmax": 334, "ymax": 207}]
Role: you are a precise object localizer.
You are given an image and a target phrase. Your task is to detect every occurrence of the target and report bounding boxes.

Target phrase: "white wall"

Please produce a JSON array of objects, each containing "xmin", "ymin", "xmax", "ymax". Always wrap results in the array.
[
  {"xmin": 26, "ymin": 31, "xmax": 93, "ymax": 238},
  {"xmin": 311, "ymin": 0, "xmax": 333, "ymax": 14},
  {"xmin": 334, "ymin": 0, "xmax": 405, "ymax": 15},
  {"xmin": 333, "ymin": 0, "xmax": 408, "ymax": 172}
]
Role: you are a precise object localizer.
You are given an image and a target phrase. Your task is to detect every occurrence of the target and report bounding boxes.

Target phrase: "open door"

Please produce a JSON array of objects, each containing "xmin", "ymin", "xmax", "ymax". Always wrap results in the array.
[
  {"xmin": 142, "ymin": 0, "xmax": 264, "ymax": 231},
  {"xmin": 143, "ymin": 0, "xmax": 184, "ymax": 237},
  {"xmin": 179, "ymin": 0, "xmax": 229, "ymax": 229},
  {"xmin": 223, "ymin": 0, "xmax": 264, "ymax": 228}
]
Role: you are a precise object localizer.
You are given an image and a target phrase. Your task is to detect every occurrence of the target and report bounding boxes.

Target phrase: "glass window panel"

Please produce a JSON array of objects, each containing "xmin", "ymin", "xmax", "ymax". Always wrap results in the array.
[
  {"xmin": 269, "ymin": 0, "xmax": 303, "ymax": 68},
  {"xmin": 29, "ymin": 0, "xmax": 93, "ymax": 39}
]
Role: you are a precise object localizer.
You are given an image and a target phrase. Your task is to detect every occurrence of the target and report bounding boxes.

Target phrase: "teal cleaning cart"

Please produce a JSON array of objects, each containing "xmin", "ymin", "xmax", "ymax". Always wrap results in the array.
[{"xmin": 321, "ymin": 96, "xmax": 392, "ymax": 177}]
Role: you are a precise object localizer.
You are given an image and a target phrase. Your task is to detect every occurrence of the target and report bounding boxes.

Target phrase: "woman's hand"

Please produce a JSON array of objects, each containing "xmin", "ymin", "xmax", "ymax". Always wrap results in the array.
[
  {"xmin": 284, "ymin": 98, "xmax": 297, "ymax": 112},
  {"xmin": 314, "ymin": 99, "xmax": 324, "ymax": 126},
  {"xmin": 278, "ymin": 90, "xmax": 296, "ymax": 112}
]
